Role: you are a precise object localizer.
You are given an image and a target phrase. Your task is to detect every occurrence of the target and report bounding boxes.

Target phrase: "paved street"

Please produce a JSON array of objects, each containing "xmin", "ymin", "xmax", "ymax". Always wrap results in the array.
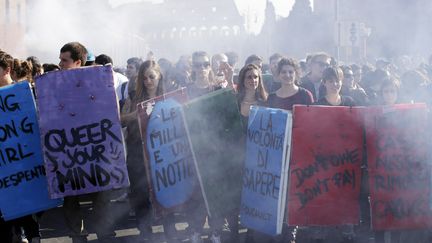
[{"xmin": 39, "ymin": 190, "xmax": 247, "ymax": 243}]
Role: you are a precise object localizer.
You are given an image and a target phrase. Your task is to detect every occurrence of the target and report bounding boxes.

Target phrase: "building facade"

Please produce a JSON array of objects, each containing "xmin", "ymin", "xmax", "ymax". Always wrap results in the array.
[{"xmin": 0, "ymin": 0, "xmax": 27, "ymax": 57}]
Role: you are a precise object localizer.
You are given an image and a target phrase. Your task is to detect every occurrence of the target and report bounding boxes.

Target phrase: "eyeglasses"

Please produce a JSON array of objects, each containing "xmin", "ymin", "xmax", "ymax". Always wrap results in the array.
[{"xmin": 193, "ymin": 62, "xmax": 211, "ymax": 69}]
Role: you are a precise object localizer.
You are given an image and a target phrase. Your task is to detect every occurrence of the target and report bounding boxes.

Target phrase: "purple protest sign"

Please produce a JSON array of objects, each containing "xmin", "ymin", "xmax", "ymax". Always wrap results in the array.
[{"xmin": 35, "ymin": 66, "xmax": 129, "ymax": 198}]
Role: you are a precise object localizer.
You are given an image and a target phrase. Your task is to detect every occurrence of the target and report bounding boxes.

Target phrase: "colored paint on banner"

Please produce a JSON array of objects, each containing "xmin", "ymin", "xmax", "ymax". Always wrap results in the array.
[
  {"xmin": 0, "ymin": 82, "xmax": 61, "ymax": 220},
  {"xmin": 146, "ymin": 99, "xmax": 196, "ymax": 206},
  {"xmin": 240, "ymin": 106, "xmax": 292, "ymax": 236},
  {"xmin": 288, "ymin": 105, "xmax": 363, "ymax": 226},
  {"xmin": 183, "ymin": 88, "xmax": 244, "ymax": 217},
  {"xmin": 35, "ymin": 66, "xmax": 129, "ymax": 198},
  {"xmin": 366, "ymin": 104, "xmax": 432, "ymax": 230}
]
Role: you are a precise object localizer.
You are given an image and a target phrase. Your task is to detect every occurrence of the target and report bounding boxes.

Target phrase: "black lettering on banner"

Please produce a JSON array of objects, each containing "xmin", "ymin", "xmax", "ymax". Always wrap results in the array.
[
  {"xmin": 155, "ymin": 156, "xmax": 195, "ymax": 191},
  {"xmin": 373, "ymin": 197, "xmax": 429, "ymax": 219},
  {"xmin": 374, "ymin": 173, "xmax": 428, "ymax": 191},
  {"xmin": 0, "ymin": 120, "xmax": 18, "ymax": 142},
  {"xmin": 0, "ymin": 94, "xmax": 20, "ymax": 113},
  {"xmin": 149, "ymin": 104, "xmax": 198, "ymax": 192},
  {"xmin": 64, "ymin": 144, "xmax": 108, "ymax": 168},
  {"xmin": 375, "ymin": 116, "xmax": 423, "ymax": 154},
  {"xmin": 170, "ymin": 139, "xmax": 190, "ymax": 157},
  {"xmin": 0, "ymin": 143, "xmax": 34, "ymax": 166},
  {"xmin": 292, "ymin": 148, "xmax": 359, "ymax": 188},
  {"xmin": 0, "ymin": 117, "xmax": 34, "ymax": 143},
  {"xmin": 56, "ymin": 163, "xmax": 111, "ymax": 193},
  {"xmin": 294, "ymin": 169, "xmax": 356, "ymax": 208},
  {"xmin": 241, "ymin": 203, "xmax": 272, "ymax": 221},
  {"xmin": 0, "ymin": 165, "xmax": 45, "ymax": 189},
  {"xmin": 44, "ymin": 118, "xmax": 124, "ymax": 192},
  {"xmin": 153, "ymin": 150, "xmax": 163, "ymax": 163},
  {"xmin": 149, "ymin": 125, "xmax": 183, "ymax": 149},
  {"xmin": 242, "ymin": 167, "xmax": 280, "ymax": 199},
  {"xmin": 247, "ymin": 129, "xmax": 283, "ymax": 151},
  {"xmin": 372, "ymin": 111, "xmax": 430, "ymax": 223},
  {"xmin": 375, "ymin": 154, "xmax": 424, "ymax": 172},
  {"xmin": 161, "ymin": 107, "xmax": 177, "ymax": 122},
  {"xmin": 20, "ymin": 117, "xmax": 34, "ymax": 134},
  {"xmin": 259, "ymin": 112, "xmax": 273, "ymax": 132},
  {"xmin": 44, "ymin": 119, "xmax": 120, "ymax": 153},
  {"xmin": 295, "ymin": 178, "xmax": 330, "ymax": 208},
  {"xmin": 257, "ymin": 149, "xmax": 268, "ymax": 169}
]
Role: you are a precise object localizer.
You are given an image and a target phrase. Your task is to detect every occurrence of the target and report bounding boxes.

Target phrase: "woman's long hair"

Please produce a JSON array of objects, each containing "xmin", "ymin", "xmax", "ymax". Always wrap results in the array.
[
  {"xmin": 135, "ymin": 60, "xmax": 164, "ymax": 103},
  {"xmin": 237, "ymin": 63, "xmax": 268, "ymax": 103}
]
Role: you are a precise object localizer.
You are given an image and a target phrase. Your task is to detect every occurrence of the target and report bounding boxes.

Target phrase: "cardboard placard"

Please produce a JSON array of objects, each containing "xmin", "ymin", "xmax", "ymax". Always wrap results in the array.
[
  {"xmin": 240, "ymin": 106, "xmax": 292, "ymax": 235},
  {"xmin": 366, "ymin": 104, "xmax": 432, "ymax": 230},
  {"xmin": 0, "ymin": 82, "xmax": 61, "ymax": 220},
  {"xmin": 137, "ymin": 88, "xmax": 202, "ymax": 216},
  {"xmin": 183, "ymin": 88, "xmax": 244, "ymax": 217},
  {"xmin": 288, "ymin": 105, "xmax": 363, "ymax": 226},
  {"xmin": 35, "ymin": 66, "xmax": 129, "ymax": 198}
]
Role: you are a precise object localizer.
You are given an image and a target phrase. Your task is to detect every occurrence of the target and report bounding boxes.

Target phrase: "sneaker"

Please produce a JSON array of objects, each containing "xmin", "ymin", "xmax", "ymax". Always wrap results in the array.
[
  {"xmin": 18, "ymin": 238, "xmax": 29, "ymax": 243},
  {"xmin": 190, "ymin": 232, "xmax": 203, "ymax": 243},
  {"xmin": 210, "ymin": 233, "xmax": 221, "ymax": 243},
  {"xmin": 13, "ymin": 235, "xmax": 28, "ymax": 243},
  {"xmin": 12, "ymin": 226, "xmax": 28, "ymax": 243}
]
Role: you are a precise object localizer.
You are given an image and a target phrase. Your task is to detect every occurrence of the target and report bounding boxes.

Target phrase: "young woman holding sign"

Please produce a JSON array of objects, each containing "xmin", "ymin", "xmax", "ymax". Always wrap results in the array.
[
  {"xmin": 265, "ymin": 58, "xmax": 313, "ymax": 243},
  {"xmin": 295, "ymin": 66, "xmax": 356, "ymax": 243},
  {"xmin": 121, "ymin": 60, "xmax": 165, "ymax": 241}
]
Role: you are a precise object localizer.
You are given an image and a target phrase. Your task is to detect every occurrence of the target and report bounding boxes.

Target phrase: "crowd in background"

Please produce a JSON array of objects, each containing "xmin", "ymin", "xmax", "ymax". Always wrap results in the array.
[{"xmin": 1, "ymin": 42, "xmax": 432, "ymax": 243}]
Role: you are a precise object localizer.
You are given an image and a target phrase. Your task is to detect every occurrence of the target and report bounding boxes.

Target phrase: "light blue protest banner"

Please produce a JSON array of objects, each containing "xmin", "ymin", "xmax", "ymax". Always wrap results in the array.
[
  {"xmin": 144, "ymin": 97, "xmax": 198, "ymax": 208},
  {"xmin": 0, "ymin": 82, "xmax": 61, "ymax": 221},
  {"xmin": 146, "ymin": 99, "xmax": 198, "ymax": 208},
  {"xmin": 240, "ymin": 106, "xmax": 292, "ymax": 236}
]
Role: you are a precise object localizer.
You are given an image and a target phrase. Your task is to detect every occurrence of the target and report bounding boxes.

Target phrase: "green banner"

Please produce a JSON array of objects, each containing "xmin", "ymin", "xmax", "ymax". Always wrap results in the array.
[{"xmin": 183, "ymin": 88, "xmax": 244, "ymax": 217}]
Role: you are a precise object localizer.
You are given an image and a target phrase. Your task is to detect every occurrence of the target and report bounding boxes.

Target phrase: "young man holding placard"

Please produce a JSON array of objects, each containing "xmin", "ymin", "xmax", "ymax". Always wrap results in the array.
[{"xmin": 58, "ymin": 42, "xmax": 117, "ymax": 243}]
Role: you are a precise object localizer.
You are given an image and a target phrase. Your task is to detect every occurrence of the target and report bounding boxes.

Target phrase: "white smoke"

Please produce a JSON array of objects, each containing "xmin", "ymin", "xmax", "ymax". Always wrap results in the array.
[
  {"xmin": 108, "ymin": 0, "xmax": 163, "ymax": 8},
  {"xmin": 234, "ymin": 0, "xmax": 305, "ymax": 35}
]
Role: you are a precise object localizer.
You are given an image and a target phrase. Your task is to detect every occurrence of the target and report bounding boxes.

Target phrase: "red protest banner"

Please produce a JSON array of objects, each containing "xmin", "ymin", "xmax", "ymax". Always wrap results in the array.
[
  {"xmin": 366, "ymin": 104, "xmax": 432, "ymax": 230},
  {"xmin": 287, "ymin": 105, "xmax": 364, "ymax": 226}
]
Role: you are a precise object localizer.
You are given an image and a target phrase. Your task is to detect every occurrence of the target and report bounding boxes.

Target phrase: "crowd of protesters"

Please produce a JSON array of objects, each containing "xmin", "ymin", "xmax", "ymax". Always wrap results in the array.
[{"xmin": 1, "ymin": 42, "xmax": 432, "ymax": 243}]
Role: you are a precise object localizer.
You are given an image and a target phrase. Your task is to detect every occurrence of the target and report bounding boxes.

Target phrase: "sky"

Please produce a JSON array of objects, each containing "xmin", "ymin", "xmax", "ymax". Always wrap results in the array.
[
  {"xmin": 23, "ymin": 0, "xmax": 311, "ymax": 63},
  {"xmin": 108, "ymin": 0, "xmax": 302, "ymax": 18},
  {"xmin": 108, "ymin": 0, "xmax": 303, "ymax": 35}
]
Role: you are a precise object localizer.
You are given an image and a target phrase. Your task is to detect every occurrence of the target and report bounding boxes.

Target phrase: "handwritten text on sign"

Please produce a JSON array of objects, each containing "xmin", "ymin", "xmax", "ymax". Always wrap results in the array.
[
  {"xmin": 0, "ymin": 93, "xmax": 34, "ymax": 166},
  {"xmin": 288, "ymin": 105, "xmax": 363, "ymax": 226},
  {"xmin": 240, "ymin": 106, "xmax": 290, "ymax": 236},
  {"xmin": 291, "ymin": 148, "xmax": 359, "ymax": 208},
  {"xmin": 36, "ymin": 66, "xmax": 129, "ymax": 198},
  {"xmin": 146, "ymin": 98, "xmax": 197, "ymax": 208},
  {"xmin": 366, "ymin": 105, "xmax": 432, "ymax": 230},
  {"xmin": 0, "ymin": 82, "xmax": 60, "ymax": 220}
]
